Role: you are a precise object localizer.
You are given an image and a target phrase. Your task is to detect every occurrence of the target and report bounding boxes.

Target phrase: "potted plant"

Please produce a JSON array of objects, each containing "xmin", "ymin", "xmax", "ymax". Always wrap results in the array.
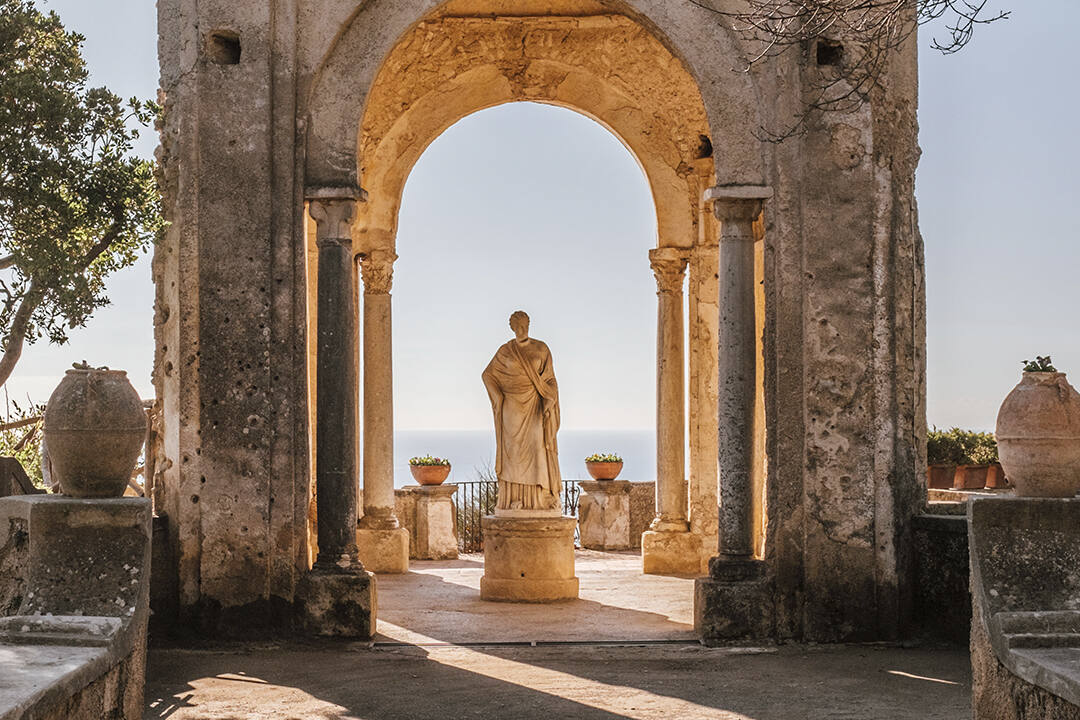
[
  {"xmin": 585, "ymin": 453, "xmax": 623, "ymax": 481},
  {"xmin": 996, "ymin": 356, "xmax": 1080, "ymax": 497},
  {"xmin": 926, "ymin": 428, "xmax": 964, "ymax": 489},
  {"xmin": 953, "ymin": 431, "xmax": 996, "ymax": 491},
  {"xmin": 409, "ymin": 455, "xmax": 451, "ymax": 486}
]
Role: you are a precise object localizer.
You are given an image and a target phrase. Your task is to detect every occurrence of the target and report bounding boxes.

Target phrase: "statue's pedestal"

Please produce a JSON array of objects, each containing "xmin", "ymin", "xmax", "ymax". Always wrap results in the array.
[{"xmin": 480, "ymin": 515, "xmax": 578, "ymax": 602}]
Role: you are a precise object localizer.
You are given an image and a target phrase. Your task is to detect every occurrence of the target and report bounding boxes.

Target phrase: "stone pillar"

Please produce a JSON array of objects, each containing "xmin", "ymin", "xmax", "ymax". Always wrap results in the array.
[
  {"xmin": 642, "ymin": 247, "xmax": 700, "ymax": 575},
  {"xmin": 578, "ymin": 480, "xmax": 631, "ymax": 551},
  {"xmin": 356, "ymin": 249, "xmax": 409, "ymax": 573},
  {"xmin": 412, "ymin": 484, "xmax": 458, "ymax": 560},
  {"xmin": 308, "ymin": 195, "xmax": 362, "ymax": 572},
  {"xmin": 687, "ymin": 238, "xmax": 720, "ymax": 574},
  {"xmin": 695, "ymin": 185, "xmax": 774, "ymax": 643},
  {"xmin": 298, "ymin": 189, "xmax": 375, "ymax": 639}
]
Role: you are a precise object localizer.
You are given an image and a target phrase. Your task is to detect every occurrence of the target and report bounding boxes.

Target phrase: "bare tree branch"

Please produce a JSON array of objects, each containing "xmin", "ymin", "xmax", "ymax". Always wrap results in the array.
[{"xmin": 695, "ymin": 0, "xmax": 1009, "ymax": 140}]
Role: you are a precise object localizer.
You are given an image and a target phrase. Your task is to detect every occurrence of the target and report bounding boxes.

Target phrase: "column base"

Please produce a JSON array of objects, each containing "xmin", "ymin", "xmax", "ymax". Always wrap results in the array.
[
  {"xmin": 641, "ymin": 529, "xmax": 703, "ymax": 575},
  {"xmin": 481, "ymin": 515, "xmax": 578, "ymax": 602},
  {"xmin": 356, "ymin": 526, "xmax": 409, "ymax": 574},
  {"xmin": 578, "ymin": 480, "xmax": 631, "ymax": 551},
  {"xmin": 694, "ymin": 557, "xmax": 774, "ymax": 644},
  {"xmin": 295, "ymin": 566, "xmax": 376, "ymax": 638}
]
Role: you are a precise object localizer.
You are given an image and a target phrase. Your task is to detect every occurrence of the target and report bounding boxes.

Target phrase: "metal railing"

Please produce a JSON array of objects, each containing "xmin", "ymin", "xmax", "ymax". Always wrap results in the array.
[{"xmin": 455, "ymin": 479, "xmax": 581, "ymax": 553}]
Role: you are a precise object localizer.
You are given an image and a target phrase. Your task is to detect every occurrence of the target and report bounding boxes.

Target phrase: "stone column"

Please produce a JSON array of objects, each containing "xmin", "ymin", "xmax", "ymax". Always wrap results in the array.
[
  {"xmin": 298, "ymin": 188, "xmax": 375, "ymax": 640},
  {"xmin": 709, "ymin": 188, "xmax": 771, "ymax": 561},
  {"xmin": 695, "ymin": 185, "xmax": 773, "ymax": 644},
  {"xmin": 308, "ymin": 195, "xmax": 362, "ymax": 573},
  {"xmin": 356, "ymin": 249, "xmax": 409, "ymax": 573},
  {"xmin": 641, "ymin": 247, "xmax": 699, "ymax": 575}
]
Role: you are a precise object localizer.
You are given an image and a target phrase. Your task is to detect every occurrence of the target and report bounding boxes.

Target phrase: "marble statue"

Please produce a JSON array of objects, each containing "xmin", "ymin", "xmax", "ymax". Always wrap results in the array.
[{"xmin": 482, "ymin": 311, "xmax": 562, "ymax": 513}]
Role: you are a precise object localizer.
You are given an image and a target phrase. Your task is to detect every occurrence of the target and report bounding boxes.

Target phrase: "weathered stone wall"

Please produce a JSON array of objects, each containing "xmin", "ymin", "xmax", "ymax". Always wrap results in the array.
[
  {"xmin": 912, "ymin": 514, "xmax": 969, "ymax": 646},
  {"xmin": 156, "ymin": 0, "xmax": 310, "ymax": 633},
  {"xmin": 156, "ymin": 0, "xmax": 924, "ymax": 642}
]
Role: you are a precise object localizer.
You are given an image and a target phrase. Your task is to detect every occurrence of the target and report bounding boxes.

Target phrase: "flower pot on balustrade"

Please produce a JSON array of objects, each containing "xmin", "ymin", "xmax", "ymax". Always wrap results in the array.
[
  {"xmin": 927, "ymin": 464, "xmax": 956, "ymax": 490},
  {"xmin": 953, "ymin": 464, "xmax": 989, "ymax": 490},
  {"xmin": 586, "ymin": 461, "xmax": 623, "ymax": 481},
  {"xmin": 984, "ymin": 462, "xmax": 1009, "ymax": 489},
  {"xmin": 996, "ymin": 371, "xmax": 1080, "ymax": 497},
  {"xmin": 410, "ymin": 464, "xmax": 451, "ymax": 486},
  {"xmin": 43, "ymin": 363, "xmax": 147, "ymax": 499}
]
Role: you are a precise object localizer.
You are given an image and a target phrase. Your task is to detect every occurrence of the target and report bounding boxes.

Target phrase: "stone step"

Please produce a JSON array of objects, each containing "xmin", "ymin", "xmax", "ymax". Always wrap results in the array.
[
  {"xmin": 1004, "ymin": 632, "xmax": 1080, "ymax": 650},
  {"xmin": 996, "ymin": 610, "xmax": 1080, "ymax": 636}
]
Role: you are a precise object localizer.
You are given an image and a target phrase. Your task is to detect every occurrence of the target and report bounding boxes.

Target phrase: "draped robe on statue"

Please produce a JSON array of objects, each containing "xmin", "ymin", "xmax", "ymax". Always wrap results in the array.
[{"xmin": 482, "ymin": 338, "xmax": 562, "ymax": 512}]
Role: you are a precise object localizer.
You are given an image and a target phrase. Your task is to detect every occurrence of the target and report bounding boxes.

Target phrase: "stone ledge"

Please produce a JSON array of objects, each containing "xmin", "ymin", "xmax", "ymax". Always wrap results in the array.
[
  {"xmin": 0, "ymin": 496, "xmax": 151, "ymax": 720},
  {"xmin": 970, "ymin": 497, "xmax": 1080, "ymax": 714}
]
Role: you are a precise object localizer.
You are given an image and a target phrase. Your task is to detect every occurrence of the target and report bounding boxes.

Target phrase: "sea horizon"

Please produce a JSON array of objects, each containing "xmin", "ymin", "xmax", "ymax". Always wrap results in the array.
[{"xmin": 389, "ymin": 428, "xmax": 655, "ymax": 488}]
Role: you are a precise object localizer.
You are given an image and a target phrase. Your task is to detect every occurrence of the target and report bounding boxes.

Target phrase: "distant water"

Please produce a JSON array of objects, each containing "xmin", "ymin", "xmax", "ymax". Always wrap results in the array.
[{"xmin": 392, "ymin": 429, "xmax": 654, "ymax": 487}]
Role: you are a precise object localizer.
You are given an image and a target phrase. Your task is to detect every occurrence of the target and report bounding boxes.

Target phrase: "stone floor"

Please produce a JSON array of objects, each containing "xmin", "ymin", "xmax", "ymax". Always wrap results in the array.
[
  {"xmin": 376, "ymin": 550, "xmax": 696, "ymax": 644},
  {"xmin": 144, "ymin": 551, "xmax": 972, "ymax": 719}
]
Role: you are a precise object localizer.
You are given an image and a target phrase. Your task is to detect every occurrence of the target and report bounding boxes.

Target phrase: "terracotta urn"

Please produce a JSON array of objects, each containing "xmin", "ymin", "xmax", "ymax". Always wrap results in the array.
[
  {"xmin": 995, "ymin": 371, "xmax": 1080, "ymax": 497},
  {"xmin": 43, "ymin": 364, "xmax": 147, "ymax": 498},
  {"xmin": 586, "ymin": 461, "xmax": 623, "ymax": 481},
  {"xmin": 410, "ymin": 464, "xmax": 450, "ymax": 486}
]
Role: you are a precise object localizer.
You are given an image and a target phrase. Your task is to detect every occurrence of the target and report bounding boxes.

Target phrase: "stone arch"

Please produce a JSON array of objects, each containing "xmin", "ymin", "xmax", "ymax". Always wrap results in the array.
[{"xmin": 303, "ymin": 0, "xmax": 769, "ymax": 199}]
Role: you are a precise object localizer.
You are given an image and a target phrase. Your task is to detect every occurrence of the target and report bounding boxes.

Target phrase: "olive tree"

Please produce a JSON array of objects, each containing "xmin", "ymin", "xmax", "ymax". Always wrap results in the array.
[{"xmin": 0, "ymin": 0, "xmax": 161, "ymax": 389}]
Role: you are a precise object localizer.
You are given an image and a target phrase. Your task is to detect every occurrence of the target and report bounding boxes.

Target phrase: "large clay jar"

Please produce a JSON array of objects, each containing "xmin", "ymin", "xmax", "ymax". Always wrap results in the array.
[
  {"xmin": 44, "ymin": 364, "xmax": 147, "ymax": 498},
  {"xmin": 996, "ymin": 371, "xmax": 1080, "ymax": 497}
]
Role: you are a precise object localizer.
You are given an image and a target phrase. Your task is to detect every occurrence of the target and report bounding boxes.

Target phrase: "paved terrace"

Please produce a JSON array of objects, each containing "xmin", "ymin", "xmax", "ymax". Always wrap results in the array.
[{"xmin": 145, "ymin": 551, "xmax": 970, "ymax": 719}]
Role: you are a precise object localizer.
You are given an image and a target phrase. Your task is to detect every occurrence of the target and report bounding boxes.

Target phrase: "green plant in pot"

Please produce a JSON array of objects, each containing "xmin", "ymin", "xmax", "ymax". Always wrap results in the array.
[
  {"xmin": 585, "ymin": 452, "xmax": 623, "ymax": 481},
  {"xmin": 953, "ymin": 430, "xmax": 997, "ymax": 491},
  {"xmin": 926, "ymin": 428, "xmax": 965, "ymax": 489},
  {"xmin": 409, "ymin": 455, "xmax": 451, "ymax": 486}
]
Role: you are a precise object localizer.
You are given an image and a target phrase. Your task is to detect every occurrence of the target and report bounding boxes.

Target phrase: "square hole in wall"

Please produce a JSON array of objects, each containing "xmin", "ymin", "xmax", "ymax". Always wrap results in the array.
[
  {"xmin": 206, "ymin": 31, "xmax": 241, "ymax": 65},
  {"xmin": 816, "ymin": 39, "xmax": 844, "ymax": 67}
]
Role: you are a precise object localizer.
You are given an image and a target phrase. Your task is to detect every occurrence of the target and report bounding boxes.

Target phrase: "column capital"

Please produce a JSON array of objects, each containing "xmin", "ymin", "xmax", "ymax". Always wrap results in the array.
[
  {"xmin": 705, "ymin": 185, "xmax": 773, "ymax": 224},
  {"xmin": 309, "ymin": 202, "xmax": 357, "ymax": 249},
  {"xmin": 649, "ymin": 247, "xmax": 689, "ymax": 295},
  {"xmin": 359, "ymin": 249, "xmax": 398, "ymax": 295}
]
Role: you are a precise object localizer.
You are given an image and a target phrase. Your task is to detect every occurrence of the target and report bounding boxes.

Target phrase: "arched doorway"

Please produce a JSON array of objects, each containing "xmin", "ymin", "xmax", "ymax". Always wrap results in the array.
[{"xmin": 302, "ymin": 0, "xmax": 768, "ymax": 634}]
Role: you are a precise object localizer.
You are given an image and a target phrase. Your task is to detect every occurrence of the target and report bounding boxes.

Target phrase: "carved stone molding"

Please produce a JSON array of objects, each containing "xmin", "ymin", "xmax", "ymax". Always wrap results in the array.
[
  {"xmin": 359, "ymin": 249, "xmax": 398, "ymax": 295},
  {"xmin": 706, "ymin": 186, "xmax": 773, "ymax": 235},
  {"xmin": 309, "ymin": 198, "xmax": 356, "ymax": 248},
  {"xmin": 649, "ymin": 248, "xmax": 689, "ymax": 295}
]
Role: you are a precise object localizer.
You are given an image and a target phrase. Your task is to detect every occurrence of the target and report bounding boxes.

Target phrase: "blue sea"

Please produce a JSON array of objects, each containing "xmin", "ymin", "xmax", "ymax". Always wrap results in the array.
[{"xmin": 391, "ymin": 429, "xmax": 654, "ymax": 487}]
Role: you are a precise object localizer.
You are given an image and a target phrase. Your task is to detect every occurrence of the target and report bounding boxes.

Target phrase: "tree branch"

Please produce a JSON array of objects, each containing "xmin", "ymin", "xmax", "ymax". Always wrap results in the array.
[
  {"xmin": 0, "ymin": 281, "xmax": 41, "ymax": 388},
  {"xmin": 0, "ymin": 255, "xmax": 15, "ymax": 271},
  {"xmin": 0, "ymin": 415, "xmax": 41, "ymax": 433}
]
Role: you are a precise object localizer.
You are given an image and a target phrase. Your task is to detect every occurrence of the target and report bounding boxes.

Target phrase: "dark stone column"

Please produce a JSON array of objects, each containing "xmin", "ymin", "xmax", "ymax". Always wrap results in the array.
[{"xmin": 308, "ymin": 193, "xmax": 362, "ymax": 573}]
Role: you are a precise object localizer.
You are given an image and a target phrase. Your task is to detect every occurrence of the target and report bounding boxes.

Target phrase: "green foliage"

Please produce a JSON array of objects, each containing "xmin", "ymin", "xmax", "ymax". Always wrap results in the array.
[
  {"xmin": 0, "ymin": 397, "xmax": 43, "ymax": 486},
  {"xmin": 1023, "ymin": 356, "xmax": 1057, "ymax": 372},
  {"xmin": 409, "ymin": 455, "xmax": 449, "ymax": 466},
  {"xmin": 585, "ymin": 452, "xmax": 622, "ymax": 463},
  {"xmin": 0, "ymin": 0, "xmax": 162, "ymax": 384},
  {"xmin": 927, "ymin": 427, "xmax": 998, "ymax": 466}
]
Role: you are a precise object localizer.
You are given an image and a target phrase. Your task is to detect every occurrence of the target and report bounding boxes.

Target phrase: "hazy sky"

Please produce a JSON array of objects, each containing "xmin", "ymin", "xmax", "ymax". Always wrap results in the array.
[{"xmin": 11, "ymin": 0, "xmax": 1077, "ymax": 433}]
